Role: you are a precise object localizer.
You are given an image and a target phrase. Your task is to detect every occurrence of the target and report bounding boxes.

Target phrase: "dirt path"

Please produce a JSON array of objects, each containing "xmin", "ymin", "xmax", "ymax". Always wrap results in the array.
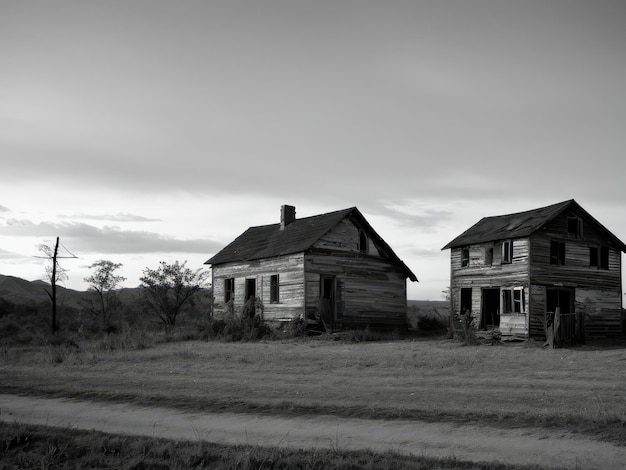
[{"xmin": 1, "ymin": 394, "xmax": 624, "ymax": 469}]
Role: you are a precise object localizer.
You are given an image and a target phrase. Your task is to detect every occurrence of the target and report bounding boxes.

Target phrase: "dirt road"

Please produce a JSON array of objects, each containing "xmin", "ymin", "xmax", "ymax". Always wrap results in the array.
[{"xmin": 1, "ymin": 393, "xmax": 624, "ymax": 469}]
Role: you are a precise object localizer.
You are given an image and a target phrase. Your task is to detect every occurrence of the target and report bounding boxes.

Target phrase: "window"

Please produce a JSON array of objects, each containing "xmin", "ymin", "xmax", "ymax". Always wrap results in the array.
[
  {"xmin": 270, "ymin": 274, "xmax": 279, "ymax": 303},
  {"xmin": 568, "ymin": 217, "xmax": 582, "ymax": 239},
  {"xmin": 485, "ymin": 247, "xmax": 493, "ymax": 266},
  {"xmin": 502, "ymin": 240, "xmax": 513, "ymax": 264},
  {"xmin": 502, "ymin": 288, "xmax": 525, "ymax": 314},
  {"xmin": 550, "ymin": 240, "xmax": 565, "ymax": 265},
  {"xmin": 460, "ymin": 288, "xmax": 472, "ymax": 314},
  {"xmin": 358, "ymin": 230, "xmax": 368, "ymax": 254},
  {"xmin": 590, "ymin": 246, "xmax": 598, "ymax": 267},
  {"xmin": 600, "ymin": 245, "xmax": 609, "ymax": 269},
  {"xmin": 224, "ymin": 278, "xmax": 235, "ymax": 303},
  {"xmin": 461, "ymin": 248, "xmax": 470, "ymax": 267}
]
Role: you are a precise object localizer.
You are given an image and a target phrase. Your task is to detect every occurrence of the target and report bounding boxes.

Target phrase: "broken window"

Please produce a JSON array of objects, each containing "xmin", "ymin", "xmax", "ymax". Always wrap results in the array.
[
  {"xmin": 568, "ymin": 217, "xmax": 583, "ymax": 239},
  {"xmin": 461, "ymin": 248, "xmax": 470, "ymax": 267},
  {"xmin": 550, "ymin": 240, "xmax": 565, "ymax": 265},
  {"xmin": 502, "ymin": 288, "xmax": 525, "ymax": 314},
  {"xmin": 502, "ymin": 240, "xmax": 513, "ymax": 264},
  {"xmin": 224, "ymin": 278, "xmax": 235, "ymax": 303},
  {"xmin": 270, "ymin": 274, "xmax": 279, "ymax": 303}
]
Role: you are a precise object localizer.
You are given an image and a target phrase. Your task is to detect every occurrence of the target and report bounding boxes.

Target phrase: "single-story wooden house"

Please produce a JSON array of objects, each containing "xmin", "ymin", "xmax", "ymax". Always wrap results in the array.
[
  {"xmin": 205, "ymin": 205, "xmax": 418, "ymax": 330},
  {"xmin": 442, "ymin": 199, "xmax": 625, "ymax": 339}
]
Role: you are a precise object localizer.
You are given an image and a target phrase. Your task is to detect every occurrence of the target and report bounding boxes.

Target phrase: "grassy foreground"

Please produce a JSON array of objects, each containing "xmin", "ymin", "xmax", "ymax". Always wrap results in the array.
[{"xmin": 1, "ymin": 334, "xmax": 625, "ymax": 468}]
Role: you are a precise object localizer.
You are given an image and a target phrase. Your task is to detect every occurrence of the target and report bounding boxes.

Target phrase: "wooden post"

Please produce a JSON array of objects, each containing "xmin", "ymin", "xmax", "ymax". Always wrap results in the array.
[{"xmin": 51, "ymin": 236, "xmax": 59, "ymax": 333}]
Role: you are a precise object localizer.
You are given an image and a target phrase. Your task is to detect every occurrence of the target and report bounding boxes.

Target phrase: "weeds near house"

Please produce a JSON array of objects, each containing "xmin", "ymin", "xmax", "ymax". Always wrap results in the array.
[{"xmin": 454, "ymin": 312, "xmax": 478, "ymax": 345}]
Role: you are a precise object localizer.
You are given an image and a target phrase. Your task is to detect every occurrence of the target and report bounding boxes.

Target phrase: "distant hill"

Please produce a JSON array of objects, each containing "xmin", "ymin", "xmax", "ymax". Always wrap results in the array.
[
  {"xmin": 0, "ymin": 274, "xmax": 211, "ymax": 314},
  {"xmin": 0, "ymin": 274, "xmax": 93, "ymax": 310}
]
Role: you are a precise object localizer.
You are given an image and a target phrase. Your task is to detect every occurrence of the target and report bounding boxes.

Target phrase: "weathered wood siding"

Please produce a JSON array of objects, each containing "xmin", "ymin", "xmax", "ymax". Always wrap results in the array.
[
  {"xmin": 211, "ymin": 253, "xmax": 305, "ymax": 323},
  {"xmin": 449, "ymin": 239, "xmax": 530, "ymax": 323},
  {"xmin": 304, "ymin": 218, "xmax": 409, "ymax": 330},
  {"xmin": 529, "ymin": 210, "xmax": 623, "ymax": 337}
]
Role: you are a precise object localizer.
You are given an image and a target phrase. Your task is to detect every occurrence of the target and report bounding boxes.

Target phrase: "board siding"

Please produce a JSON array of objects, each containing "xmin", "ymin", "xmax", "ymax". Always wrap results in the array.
[
  {"xmin": 448, "ymin": 207, "xmax": 624, "ymax": 339},
  {"xmin": 211, "ymin": 253, "xmax": 306, "ymax": 323}
]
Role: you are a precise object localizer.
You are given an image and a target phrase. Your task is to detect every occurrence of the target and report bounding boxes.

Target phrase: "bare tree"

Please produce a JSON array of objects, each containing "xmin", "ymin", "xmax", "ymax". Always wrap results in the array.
[
  {"xmin": 84, "ymin": 260, "xmax": 126, "ymax": 330},
  {"xmin": 37, "ymin": 237, "xmax": 77, "ymax": 333},
  {"xmin": 140, "ymin": 260, "xmax": 209, "ymax": 327}
]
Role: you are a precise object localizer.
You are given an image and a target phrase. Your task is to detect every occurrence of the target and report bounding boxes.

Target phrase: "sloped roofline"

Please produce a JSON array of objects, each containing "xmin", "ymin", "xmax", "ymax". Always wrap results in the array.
[
  {"xmin": 442, "ymin": 199, "xmax": 626, "ymax": 252},
  {"xmin": 205, "ymin": 207, "xmax": 418, "ymax": 282}
]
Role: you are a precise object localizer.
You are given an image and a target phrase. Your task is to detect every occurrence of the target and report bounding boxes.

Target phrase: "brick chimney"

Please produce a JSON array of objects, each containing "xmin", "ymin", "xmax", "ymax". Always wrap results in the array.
[{"xmin": 280, "ymin": 205, "xmax": 296, "ymax": 229}]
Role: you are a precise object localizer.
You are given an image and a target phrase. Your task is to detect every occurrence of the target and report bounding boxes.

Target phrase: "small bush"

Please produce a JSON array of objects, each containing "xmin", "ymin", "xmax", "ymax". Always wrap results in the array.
[{"xmin": 454, "ymin": 312, "xmax": 478, "ymax": 345}]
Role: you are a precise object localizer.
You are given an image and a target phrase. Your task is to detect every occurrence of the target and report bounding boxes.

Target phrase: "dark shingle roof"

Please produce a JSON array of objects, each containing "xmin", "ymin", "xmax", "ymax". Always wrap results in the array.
[
  {"xmin": 442, "ymin": 199, "xmax": 626, "ymax": 251},
  {"xmin": 206, "ymin": 207, "xmax": 417, "ymax": 281}
]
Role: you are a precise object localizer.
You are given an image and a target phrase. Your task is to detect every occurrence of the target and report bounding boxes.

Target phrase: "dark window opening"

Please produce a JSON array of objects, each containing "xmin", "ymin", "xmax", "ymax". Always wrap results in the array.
[
  {"xmin": 224, "ymin": 278, "xmax": 235, "ymax": 303},
  {"xmin": 547, "ymin": 288, "xmax": 572, "ymax": 315},
  {"xmin": 485, "ymin": 247, "xmax": 493, "ymax": 266},
  {"xmin": 358, "ymin": 230, "xmax": 368, "ymax": 254},
  {"xmin": 600, "ymin": 245, "xmax": 609, "ymax": 269},
  {"xmin": 461, "ymin": 248, "xmax": 470, "ymax": 267},
  {"xmin": 590, "ymin": 246, "xmax": 598, "ymax": 267},
  {"xmin": 568, "ymin": 217, "xmax": 582, "ymax": 239},
  {"xmin": 502, "ymin": 240, "xmax": 513, "ymax": 264},
  {"xmin": 460, "ymin": 288, "xmax": 472, "ymax": 315},
  {"xmin": 550, "ymin": 240, "xmax": 565, "ymax": 265},
  {"xmin": 270, "ymin": 274, "xmax": 279, "ymax": 303}
]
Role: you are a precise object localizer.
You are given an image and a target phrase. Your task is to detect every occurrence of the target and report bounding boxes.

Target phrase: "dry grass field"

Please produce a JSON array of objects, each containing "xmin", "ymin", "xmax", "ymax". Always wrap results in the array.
[
  {"xmin": 2, "ymin": 336, "xmax": 625, "ymax": 440},
  {"xmin": 1, "ymin": 333, "xmax": 626, "ymax": 468}
]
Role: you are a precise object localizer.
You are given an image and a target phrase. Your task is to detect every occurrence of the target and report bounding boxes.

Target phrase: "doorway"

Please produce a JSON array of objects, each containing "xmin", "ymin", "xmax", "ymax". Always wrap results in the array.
[
  {"xmin": 320, "ymin": 276, "xmax": 336, "ymax": 330},
  {"xmin": 481, "ymin": 288, "xmax": 500, "ymax": 328},
  {"xmin": 244, "ymin": 278, "xmax": 256, "ymax": 317}
]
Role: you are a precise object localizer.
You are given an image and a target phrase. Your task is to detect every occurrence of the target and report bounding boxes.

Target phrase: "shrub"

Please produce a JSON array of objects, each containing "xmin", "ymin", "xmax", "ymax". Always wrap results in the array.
[{"xmin": 454, "ymin": 311, "xmax": 478, "ymax": 345}]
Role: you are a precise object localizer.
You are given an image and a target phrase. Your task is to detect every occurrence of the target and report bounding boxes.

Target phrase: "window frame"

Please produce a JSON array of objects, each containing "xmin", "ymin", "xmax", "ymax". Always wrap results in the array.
[
  {"xmin": 502, "ymin": 240, "xmax": 513, "ymax": 264},
  {"xmin": 461, "ymin": 248, "xmax": 470, "ymax": 267},
  {"xmin": 224, "ymin": 278, "xmax": 235, "ymax": 303},
  {"xmin": 270, "ymin": 274, "xmax": 280, "ymax": 303},
  {"xmin": 502, "ymin": 287, "xmax": 525, "ymax": 314},
  {"xmin": 567, "ymin": 217, "xmax": 583, "ymax": 239},
  {"xmin": 358, "ymin": 230, "xmax": 368, "ymax": 254},
  {"xmin": 550, "ymin": 240, "xmax": 566, "ymax": 265},
  {"xmin": 599, "ymin": 245, "xmax": 609, "ymax": 270}
]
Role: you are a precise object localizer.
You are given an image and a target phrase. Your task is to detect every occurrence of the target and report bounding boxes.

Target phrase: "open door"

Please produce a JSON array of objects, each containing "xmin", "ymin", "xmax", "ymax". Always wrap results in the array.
[
  {"xmin": 481, "ymin": 288, "xmax": 500, "ymax": 329},
  {"xmin": 320, "ymin": 276, "xmax": 336, "ymax": 330},
  {"xmin": 244, "ymin": 278, "xmax": 256, "ymax": 317}
]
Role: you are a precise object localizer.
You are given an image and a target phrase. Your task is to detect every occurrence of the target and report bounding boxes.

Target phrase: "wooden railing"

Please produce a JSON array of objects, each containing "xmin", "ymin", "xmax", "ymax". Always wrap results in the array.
[{"xmin": 544, "ymin": 309, "xmax": 585, "ymax": 348}]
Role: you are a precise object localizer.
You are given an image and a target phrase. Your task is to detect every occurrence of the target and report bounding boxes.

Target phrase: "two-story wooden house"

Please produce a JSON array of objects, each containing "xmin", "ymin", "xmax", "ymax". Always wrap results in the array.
[
  {"xmin": 205, "ymin": 205, "xmax": 418, "ymax": 331},
  {"xmin": 442, "ymin": 200, "xmax": 625, "ymax": 338}
]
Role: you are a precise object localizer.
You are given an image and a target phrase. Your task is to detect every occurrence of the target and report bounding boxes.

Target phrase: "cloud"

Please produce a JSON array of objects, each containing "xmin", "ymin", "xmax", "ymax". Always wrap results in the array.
[
  {"xmin": 59, "ymin": 212, "xmax": 161, "ymax": 222},
  {"xmin": 0, "ymin": 219, "xmax": 222, "ymax": 255},
  {"xmin": 0, "ymin": 205, "xmax": 9, "ymax": 213}
]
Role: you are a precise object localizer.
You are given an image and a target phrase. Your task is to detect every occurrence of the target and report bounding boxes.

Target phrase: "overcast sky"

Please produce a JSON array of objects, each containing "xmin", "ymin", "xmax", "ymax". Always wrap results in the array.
[{"xmin": 1, "ymin": 0, "xmax": 625, "ymax": 301}]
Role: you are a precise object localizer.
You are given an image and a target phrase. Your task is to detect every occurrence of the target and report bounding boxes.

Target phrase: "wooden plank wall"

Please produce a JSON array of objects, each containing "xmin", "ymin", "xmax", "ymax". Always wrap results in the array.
[
  {"xmin": 304, "ymin": 217, "xmax": 409, "ymax": 330},
  {"xmin": 211, "ymin": 253, "xmax": 306, "ymax": 323},
  {"xmin": 448, "ymin": 239, "xmax": 530, "ymax": 319},
  {"xmin": 529, "ymin": 209, "xmax": 623, "ymax": 337}
]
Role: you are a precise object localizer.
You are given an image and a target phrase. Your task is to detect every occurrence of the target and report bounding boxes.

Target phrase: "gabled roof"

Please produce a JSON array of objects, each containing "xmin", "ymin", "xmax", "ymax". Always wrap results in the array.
[
  {"xmin": 442, "ymin": 199, "xmax": 626, "ymax": 252},
  {"xmin": 206, "ymin": 207, "xmax": 417, "ymax": 282}
]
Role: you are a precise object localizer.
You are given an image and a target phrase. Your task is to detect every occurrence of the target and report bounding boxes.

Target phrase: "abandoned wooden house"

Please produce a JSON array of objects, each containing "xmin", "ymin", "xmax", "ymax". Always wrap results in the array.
[
  {"xmin": 442, "ymin": 199, "xmax": 625, "ymax": 339},
  {"xmin": 205, "ymin": 205, "xmax": 418, "ymax": 330}
]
